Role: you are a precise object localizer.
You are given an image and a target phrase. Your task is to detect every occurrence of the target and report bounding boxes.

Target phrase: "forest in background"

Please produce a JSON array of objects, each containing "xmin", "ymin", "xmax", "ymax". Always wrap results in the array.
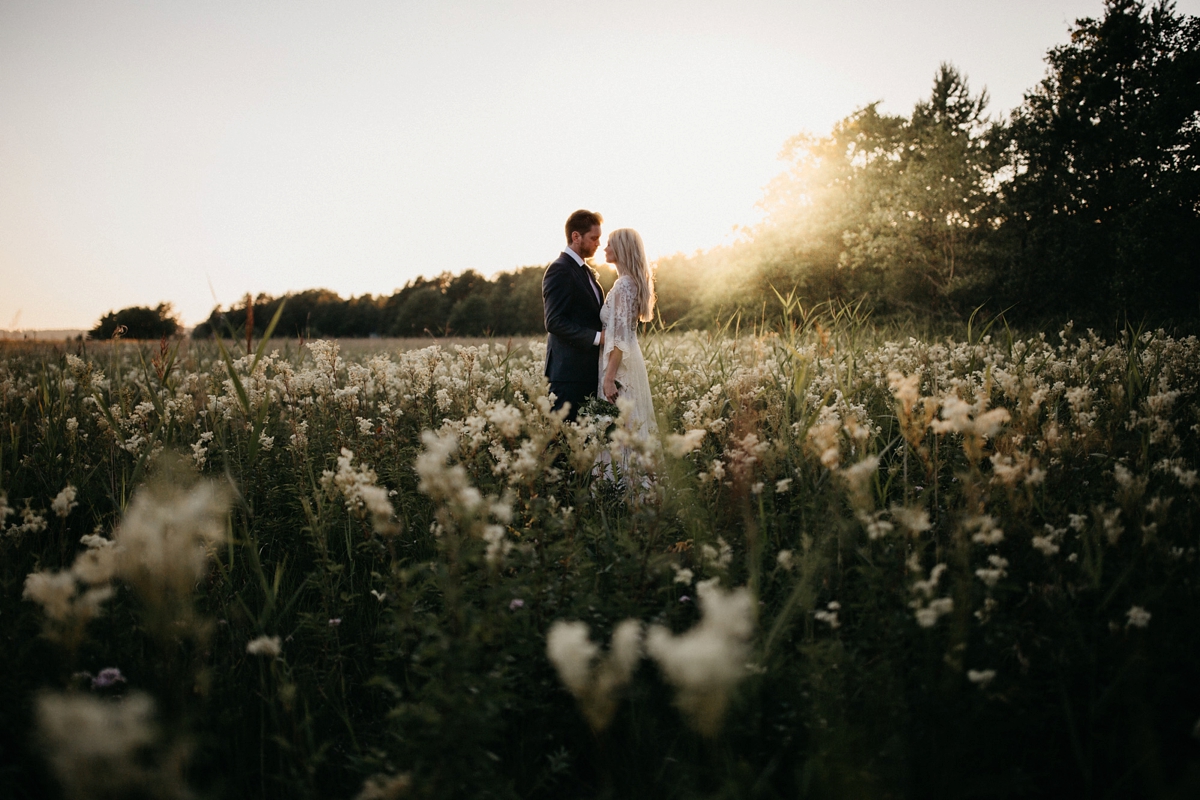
[{"xmin": 92, "ymin": 0, "xmax": 1197, "ymax": 341}]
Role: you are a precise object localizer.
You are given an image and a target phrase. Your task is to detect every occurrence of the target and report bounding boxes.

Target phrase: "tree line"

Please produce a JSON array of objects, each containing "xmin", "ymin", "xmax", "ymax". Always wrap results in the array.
[
  {"xmin": 96, "ymin": 1, "xmax": 1198, "ymax": 341},
  {"xmin": 186, "ymin": 267, "xmax": 573, "ymax": 340},
  {"xmin": 671, "ymin": 0, "xmax": 1199, "ymax": 328}
]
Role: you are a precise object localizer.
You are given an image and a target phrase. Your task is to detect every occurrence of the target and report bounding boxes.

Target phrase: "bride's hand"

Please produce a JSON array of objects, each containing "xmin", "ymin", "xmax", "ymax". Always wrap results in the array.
[{"xmin": 603, "ymin": 376, "xmax": 618, "ymax": 402}]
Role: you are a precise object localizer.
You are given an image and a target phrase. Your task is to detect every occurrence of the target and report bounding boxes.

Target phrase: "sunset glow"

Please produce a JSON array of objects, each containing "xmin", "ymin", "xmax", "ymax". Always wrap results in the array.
[{"xmin": 3, "ymin": 0, "xmax": 1196, "ymax": 330}]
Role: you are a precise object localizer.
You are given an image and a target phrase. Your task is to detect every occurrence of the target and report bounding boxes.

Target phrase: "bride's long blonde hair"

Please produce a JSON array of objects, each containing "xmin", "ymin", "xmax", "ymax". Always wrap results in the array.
[{"xmin": 608, "ymin": 228, "xmax": 655, "ymax": 323}]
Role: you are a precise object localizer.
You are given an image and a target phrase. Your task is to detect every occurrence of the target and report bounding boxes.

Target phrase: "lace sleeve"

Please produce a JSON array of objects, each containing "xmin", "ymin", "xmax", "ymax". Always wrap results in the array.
[{"xmin": 608, "ymin": 277, "xmax": 639, "ymax": 355}]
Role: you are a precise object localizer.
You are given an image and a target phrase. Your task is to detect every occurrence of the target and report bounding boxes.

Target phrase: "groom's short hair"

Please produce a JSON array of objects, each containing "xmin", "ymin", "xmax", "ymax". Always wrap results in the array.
[{"xmin": 565, "ymin": 210, "xmax": 603, "ymax": 243}]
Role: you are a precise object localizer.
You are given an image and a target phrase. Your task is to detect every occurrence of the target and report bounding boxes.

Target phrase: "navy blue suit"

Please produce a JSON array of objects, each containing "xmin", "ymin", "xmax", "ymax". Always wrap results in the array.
[{"xmin": 542, "ymin": 252, "xmax": 602, "ymax": 420}]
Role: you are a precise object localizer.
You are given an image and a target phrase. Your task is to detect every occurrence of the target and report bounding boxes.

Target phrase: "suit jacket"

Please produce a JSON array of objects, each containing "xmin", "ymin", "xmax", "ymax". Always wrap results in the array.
[{"xmin": 542, "ymin": 252, "xmax": 603, "ymax": 384}]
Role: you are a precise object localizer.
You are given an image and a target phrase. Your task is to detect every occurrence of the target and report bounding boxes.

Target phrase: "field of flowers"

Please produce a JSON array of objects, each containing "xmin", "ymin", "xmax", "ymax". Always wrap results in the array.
[{"xmin": 2, "ymin": 319, "xmax": 1199, "ymax": 799}]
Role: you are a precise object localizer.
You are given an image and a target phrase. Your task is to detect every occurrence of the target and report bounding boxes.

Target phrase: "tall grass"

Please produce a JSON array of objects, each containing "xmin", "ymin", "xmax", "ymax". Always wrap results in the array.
[{"xmin": 1, "ymin": 319, "xmax": 1198, "ymax": 799}]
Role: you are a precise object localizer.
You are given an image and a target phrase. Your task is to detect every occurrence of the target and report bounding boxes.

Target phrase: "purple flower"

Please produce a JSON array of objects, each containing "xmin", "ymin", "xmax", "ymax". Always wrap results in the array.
[
  {"xmin": 328, "ymin": 618, "xmax": 342, "ymax": 627},
  {"xmin": 509, "ymin": 598, "xmax": 525, "ymax": 610},
  {"xmin": 92, "ymin": 667, "xmax": 126, "ymax": 689},
  {"xmin": 679, "ymin": 595, "xmax": 692, "ymax": 603}
]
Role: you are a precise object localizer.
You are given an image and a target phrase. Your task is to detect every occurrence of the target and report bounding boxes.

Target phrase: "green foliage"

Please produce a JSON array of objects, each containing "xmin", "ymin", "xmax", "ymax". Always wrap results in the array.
[
  {"xmin": 755, "ymin": 65, "xmax": 1003, "ymax": 316},
  {"xmin": 90, "ymin": 303, "xmax": 181, "ymax": 340},
  {"xmin": 193, "ymin": 267, "xmax": 552, "ymax": 341},
  {"xmin": 659, "ymin": 1, "xmax": 1199, "ymax": 329}
]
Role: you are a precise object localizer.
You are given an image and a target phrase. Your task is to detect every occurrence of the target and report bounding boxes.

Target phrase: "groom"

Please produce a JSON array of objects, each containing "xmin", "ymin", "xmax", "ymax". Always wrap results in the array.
[{"xmin": 543, "ymin": 209, "xmax": 605, "ymax": 421}]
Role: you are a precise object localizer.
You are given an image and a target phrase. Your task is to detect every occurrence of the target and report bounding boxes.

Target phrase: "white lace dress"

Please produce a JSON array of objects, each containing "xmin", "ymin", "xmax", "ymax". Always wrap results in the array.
[{"xmin": 599, "ymin": 275, "xmax": 657, "ymax": 440}]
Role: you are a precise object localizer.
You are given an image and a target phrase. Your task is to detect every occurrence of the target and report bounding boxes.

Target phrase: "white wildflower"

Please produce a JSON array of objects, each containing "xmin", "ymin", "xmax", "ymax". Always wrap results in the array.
[
  {"xmin": 914, "ymin": 597, "xmax": 954, "ymax": 628},
  {"xmin": 911, "ymin": 563, "xmax": 948, "ymax": 598},
  {"xmin": 931, "ymin": 392, "xmax": 1010, "ymax": 462},
  {"xmin": 931, "ymin": 395, "xmax": 1010, "ymax": 438},
  {"xmin": 814, "ymin": 601, "xmax": 841, "ymax": 630},
  {"xmin": 71, "ymin": 532, "xmax": 119, "ymax": 586},
  {"xmin": 321, "ymin": 448, "xmax": 398, "ymax": 536},
  {"xmin": 36, "ymin": 692, "xmax": 161, "ymax": 799},
  {"xmin": 967, "ymin": 669, "xmax": 996, "ymax": 688},
  {"xmin": 974, "ymin": 596, "xmax": 999, "ymax": 624},
  {"xmin": 24, "ymin": 474, "xmax": 225, "ymax": 633},
  {"xmin": 289, "ymin": 421, "xmax": 308, "ymax": 451},
  {"xmin": 246, "ymin": 635, "xmax": 282, "ymax": 658},
  {"xmin": 1099, "ymin": 506, "xmax": 1123, "ymax": 545},
  {"xmin": 700, "ymin": 537, "xmax": 733, "ymax": 570},
  {"xmin": 482, "ymin": 400, "xmax": 524, "ymax": 439},
  {"xmin": 968, "ymin": 515, "xmax": 1004, "ymax": 545},
  {"xmin": 975, "ymin": 555, "xmax": 1009, "ymax": 588},
  {"xmin": 888, "ymin": 371, "xmax": 921, "ymax": 409},
  {"xmin": 910, "ymin": 564, "xmax": 953, "ymax": 627},
  {"xmin": 80, "ymin": 531, "xmax": 114, "ymax": 550},
  {"xmin": 51, "ymin": 486, "xmax": 78, "ymax": 519},
  {"xmin": 23, "ymin": 571, "xmax": 80, "ymax": 621},
  {"xmin": 645, "ymin": 579, "xmax": 756, "ymax": 736},
  {"xmin": 1125, "ymin": 606, "xmax": 1151, "ymax": 629},
  {"xmin": 1113, "ymin": 463, "xmax": 1135, "ymax": 490},
  {"xmin": 806, "ymin": 409, "xmax": 842, "ymax": 470},
  {"xmin": 858, "ymin": 510, "xmax": 894, "ymax": 540},
  {"xmin": 357, "ymin": 772, "xmax": 412, "ymax": 800},
  {"xmin": 190, "ymin": 439, "xmax": 209, "ymax": 468},
  {"xmin": 1032, "ymin": 524, "xmax": 1065, "ymax": 556},
  {"xmin": 64, "ymin": 353, "xmax": 86, "ymax": 374},
  {"xmin": 1174, "ymin": 467, "xmax": 1198, "ymax": 489},
  {"xmin": 481, "ymin": 523, "xmax": 512, "ymax": 565},
  {"xmin": 16, "ymin": 503, "xmax": 48, "ymax": 535},
  {"xmin": 989, "ymin": 453, "xmax": 1024, "ymax": 486},
  {"xmin": 546, "ymin": 619, "xmax": 643, "ymax": 732},
  {"xmin": 890, "ymin": 505, "xmax": 932, "ymax": 535},
  {"xmin": 111, "ymin": 479, "xmax": 230, "ymax": 605},
  {"xmin": 840, "ymin": 455, "xmax": 879, "ymax": 509},
  {"xmin": 776, "ymin": 550, "xmax": 794, "ymax": 571}
]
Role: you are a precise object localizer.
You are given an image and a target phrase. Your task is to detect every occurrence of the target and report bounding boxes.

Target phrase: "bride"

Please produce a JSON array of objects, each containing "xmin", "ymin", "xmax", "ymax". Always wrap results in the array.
[{"xmin": 599, "ymin": 228, "xmax": 657, "ymax": 444}]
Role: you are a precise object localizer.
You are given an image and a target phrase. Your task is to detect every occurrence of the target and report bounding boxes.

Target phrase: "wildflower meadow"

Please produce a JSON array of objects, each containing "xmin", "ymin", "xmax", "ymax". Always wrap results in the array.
[{"xmin": 2, "ymin": 314, "xmax": 1199, "ymax": 799}]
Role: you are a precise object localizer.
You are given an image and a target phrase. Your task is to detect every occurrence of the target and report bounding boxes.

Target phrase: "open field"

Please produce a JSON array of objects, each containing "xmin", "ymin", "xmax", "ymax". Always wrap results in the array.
[{"xmin": 2, "ymin": 321, "xmax": 1199, "ymax": 799}]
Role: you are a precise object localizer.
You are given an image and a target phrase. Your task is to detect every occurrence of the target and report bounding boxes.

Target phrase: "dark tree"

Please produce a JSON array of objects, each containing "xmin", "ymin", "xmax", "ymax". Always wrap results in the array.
[
  {"xmin": 447, "ymin": 293, "xmax": 492, "ymax": 335},
  {"xmin": 999, "ymin": 0, "xmax": 1200, "ymax": 322},
  {"xmin": 485, "ymin": 266, "xmax": 547, "ymax": 335},
  {"xmin": 90, "ymin": 303, "xmax": 180, "ymax": 340},
  {"xmin": 387, "ymin": 277, "xmax": 451, "ymax": 337},
  {"xmin": 444, "ymin": 270, "xmax": 495, "ymax": 335},
  {"xmin": 189, "ymin": 266, "xmax": 558, "ymax": 341}
]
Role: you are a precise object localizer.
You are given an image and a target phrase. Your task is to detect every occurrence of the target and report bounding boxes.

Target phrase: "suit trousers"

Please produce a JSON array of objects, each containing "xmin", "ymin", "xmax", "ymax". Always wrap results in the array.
[{"xmin": 549, "ymin": 380, "xmax": 595, "ymax": 422}]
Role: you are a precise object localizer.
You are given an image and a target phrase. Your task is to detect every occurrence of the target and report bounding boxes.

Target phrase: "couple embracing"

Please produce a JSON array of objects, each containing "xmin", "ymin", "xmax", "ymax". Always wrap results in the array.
[{"xmin": 542, "ymin": 209, "xmax": 657, "ymax": 443}]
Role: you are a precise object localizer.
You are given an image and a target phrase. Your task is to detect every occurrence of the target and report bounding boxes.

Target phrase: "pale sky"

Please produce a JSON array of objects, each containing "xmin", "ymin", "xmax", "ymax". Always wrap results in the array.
[{"xmin": 3, "ymin": 0, "xmax": 1195, "ymax": 329}]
